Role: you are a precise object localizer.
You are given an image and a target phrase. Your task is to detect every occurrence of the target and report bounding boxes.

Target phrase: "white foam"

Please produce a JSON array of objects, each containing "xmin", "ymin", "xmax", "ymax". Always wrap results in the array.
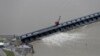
[{"xmin": 41, "ymin": 32, "xmax": 85, "ymax": 46}]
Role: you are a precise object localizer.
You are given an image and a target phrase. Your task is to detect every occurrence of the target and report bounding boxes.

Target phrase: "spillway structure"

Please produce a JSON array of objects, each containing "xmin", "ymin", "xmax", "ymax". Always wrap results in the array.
[{"xmin": 18, "ymin": 12, "xmax": 100, "ymax": 43}]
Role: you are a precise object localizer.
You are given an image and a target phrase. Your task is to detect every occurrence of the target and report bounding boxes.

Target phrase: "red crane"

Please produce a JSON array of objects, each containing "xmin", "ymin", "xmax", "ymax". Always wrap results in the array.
[{"xmin": 55, "ymin": 16, "xmax": 61, "ymax": 26}]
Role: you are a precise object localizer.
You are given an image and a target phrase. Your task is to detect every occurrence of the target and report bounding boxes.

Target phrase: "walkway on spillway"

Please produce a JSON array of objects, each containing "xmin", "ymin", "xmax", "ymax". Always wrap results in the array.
[{"xmin": 19, "ymin": 12, "xmax": 100, "ymax": 43}]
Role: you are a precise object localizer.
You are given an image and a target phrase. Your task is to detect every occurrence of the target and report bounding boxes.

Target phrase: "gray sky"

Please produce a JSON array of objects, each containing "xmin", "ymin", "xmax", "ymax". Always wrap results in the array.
[{"xmin": 0, "ymin": 0, "xmax": 100, "ymax": 35}]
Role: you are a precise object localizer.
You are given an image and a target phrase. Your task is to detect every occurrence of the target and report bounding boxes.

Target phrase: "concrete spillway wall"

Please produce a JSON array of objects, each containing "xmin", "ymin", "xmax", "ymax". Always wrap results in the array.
[{"xmin": 19, "ymin": 12, "xmax": 100, "ymax": 43}]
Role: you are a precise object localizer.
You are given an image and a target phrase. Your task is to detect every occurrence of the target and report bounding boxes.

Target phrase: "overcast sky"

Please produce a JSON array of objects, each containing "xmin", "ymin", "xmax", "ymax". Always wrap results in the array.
[{"xmin": 0, "ymin": 0, "xmax": 100, "ymax": 35}]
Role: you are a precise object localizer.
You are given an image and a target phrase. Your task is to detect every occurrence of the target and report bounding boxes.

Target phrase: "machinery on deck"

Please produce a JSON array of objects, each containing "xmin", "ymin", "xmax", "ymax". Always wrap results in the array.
[
  {"xmin": 55, "ymin": 16, "xmax": 61, "ymax": 26},
  {"xmin": 17, "ymin": 12, "xmax": 100, "ymax": 44}
]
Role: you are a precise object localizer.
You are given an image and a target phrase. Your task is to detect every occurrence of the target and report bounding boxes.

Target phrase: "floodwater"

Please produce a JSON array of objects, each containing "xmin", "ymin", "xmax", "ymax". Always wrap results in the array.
[
  {"xmin": 30, "ymin": 22, "xmax": 100, "ymax": 56},
  {"xmin": 0, "ymin": 0, "xmax": 100, "ymax": 56}
]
